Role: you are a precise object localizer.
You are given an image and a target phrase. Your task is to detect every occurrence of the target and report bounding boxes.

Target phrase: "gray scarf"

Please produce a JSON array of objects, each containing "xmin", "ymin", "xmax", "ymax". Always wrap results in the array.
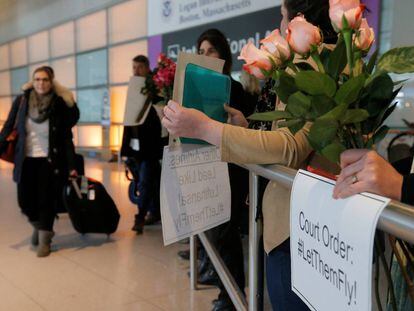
[{"xmin": 28, "ymin": 90, "xmax": 53, "ymax": 123}]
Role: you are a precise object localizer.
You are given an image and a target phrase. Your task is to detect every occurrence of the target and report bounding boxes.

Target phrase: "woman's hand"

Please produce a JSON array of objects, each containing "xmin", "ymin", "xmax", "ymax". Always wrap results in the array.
[
  {"xmin": 333, "ymin": 149, "xmax": 403, "ymax": 200},
  {"xmin": 224, "ymin": 104, "xmax": 248, "ymax": 128},
  {"xmin": 162, "ymin": 100, "xmax": 224, "ymax": 146}
]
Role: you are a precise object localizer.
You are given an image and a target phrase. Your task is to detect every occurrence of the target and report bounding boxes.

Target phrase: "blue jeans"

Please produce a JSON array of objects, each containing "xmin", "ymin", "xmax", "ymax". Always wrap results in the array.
[
  {"xmin": 136, "ymin": 160, "xmax": 161, "ymax": 221},
  {"xmin": 266, "ymin": 239, "xmax": 309, "ymax": 311}
]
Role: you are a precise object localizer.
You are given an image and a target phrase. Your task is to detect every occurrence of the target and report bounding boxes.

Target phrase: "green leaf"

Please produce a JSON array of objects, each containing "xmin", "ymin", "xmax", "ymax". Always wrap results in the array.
[
  {"xmin": 366, "ymin": 125, "xmax": 389, "ymax": 148},
  {"xmin": 308, "ymin": 119, "xmax": 339, "ymax": 150},
  {"xmin": 278, "ymin": 119, "xmax": 306, "ymax": 135},
  {"xmin": 327, "ymin": 40, "xmax": 347, "ymax": 80},
  {"xmin": 247, "ymin": 110, "xmax": 294, "ymax": 121},
  {"xmin": 272, "ymin": 70, "xmax": 297, "ymax": 103},
  {"xmin": 335, "ymin": 75, "xmax": 366, "ymax": 105},
  {"xmin": 366, "ymin": 49, "xmax": 379, "ymax": 74},
  {"xmin": 341, "ymin": 109, "xmax": 370, "ymax": 125},
  {"xmin": 319, "ymin": 47, "xmax": 332, "ymax": 69},
  {"xmin": 294, "ymin": 71, "xmax": 337, "ymax": 97},
  {"xmin": 321, "ymin": 142, "xmax": 346, "ymax": 164},
  {"xmin": 374, "ymin": 102, "xmax": 397, "ymax": 130},
  {"xmin": 309, "ymin": 95, "xmax": 336, "ymax": 119},
  {"xmin": 367, "ymin": 74, "xmax": 394, "ymax": 100},
  {"xmin": 320, "ymin": 103, "xmax": 348, "ymax": 121},
  {"xmin": 287, "ymin": 92, "xmax": 311, "ymax": 117},
  {"xmin": 377, "ymin": 47, "xmax": 414, "ymax": 74},
  {"xmin": 393, "ymin": 79, "xmax": 408, "ymax": 86}
]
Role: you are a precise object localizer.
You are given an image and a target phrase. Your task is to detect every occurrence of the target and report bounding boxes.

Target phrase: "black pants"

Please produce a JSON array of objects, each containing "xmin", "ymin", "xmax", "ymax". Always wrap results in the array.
[
  {"xmin": 208, "ymin": 163, "xmax": 249, "ymax": 299},
  {"xmin": 18, "ymin": 157, "xmax": 56, "ymax": 231}
]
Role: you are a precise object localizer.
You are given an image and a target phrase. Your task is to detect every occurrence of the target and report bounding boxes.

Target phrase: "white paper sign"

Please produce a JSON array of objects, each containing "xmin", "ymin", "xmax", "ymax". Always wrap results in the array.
[
  {"xmin": 290, "ymin": 170, "xmax": 390, "ymax": 311},
  {"xmin": 123, "ymin": 76, "xmax": 151, "ymax": 126},
  {"xmin": 148, "ymin": 0, "xmax": 280, "ymax": 36},
  {"xmin": 160, "ymin": 144, "xmax": 231, "ymax": 245}
]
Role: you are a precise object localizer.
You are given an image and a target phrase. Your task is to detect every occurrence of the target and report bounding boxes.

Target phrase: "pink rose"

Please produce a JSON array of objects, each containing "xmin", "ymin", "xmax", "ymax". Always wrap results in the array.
[
  {"xmin": 260, "ymin": 29, "xmax": 291, "ymax": 61},
  {"xmin": 286, "ymin": 16, "xmax": 322, "ymax": 55},
  {"xmin": 355, "ymin": 18, "xmax": 375, "ymax": 51},
  {"xmin": 329, "ymin": 0, "xmax": 365, "ymax": 31},
  {"xmin": 238, "ymin": 42, "xmax": 274, "ymax": 79}
]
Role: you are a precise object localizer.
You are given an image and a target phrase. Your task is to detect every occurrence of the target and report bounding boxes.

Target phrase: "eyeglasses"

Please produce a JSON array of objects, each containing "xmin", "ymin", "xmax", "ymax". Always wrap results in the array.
[{"xmin": 34, "ymin": 78, "xmax": 50, "ymax": 83}]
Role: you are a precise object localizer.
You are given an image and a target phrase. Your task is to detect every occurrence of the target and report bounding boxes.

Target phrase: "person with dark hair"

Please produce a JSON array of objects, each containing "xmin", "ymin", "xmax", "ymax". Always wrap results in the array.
[
  {"xmin": 0, "ymin": 66, "xmax": 78, "ymax": 257},
  {"xmin": 193, "ymin": 28, "xmax": 254, "ymax": 311},
  {"xmin": 162, "ymin": 1, "xmax": 337, "ymax": 310},
  {"xmin": 132, "ymin": 55, "xmax": 151, "ymax": 77},
  {"xmin": 121, "ymin": 55, "xmax": 163, "ymax": 234}
]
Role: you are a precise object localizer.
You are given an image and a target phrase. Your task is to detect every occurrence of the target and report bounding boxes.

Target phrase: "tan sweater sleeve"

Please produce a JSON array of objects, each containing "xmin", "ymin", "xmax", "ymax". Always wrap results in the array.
[{"xmin": 220, "ymin": 123, "xmax": 313, "ymax": 168}]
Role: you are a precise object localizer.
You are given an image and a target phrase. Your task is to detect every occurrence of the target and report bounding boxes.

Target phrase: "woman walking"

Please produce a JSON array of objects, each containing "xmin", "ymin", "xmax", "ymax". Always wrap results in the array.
[{"xmin": 0, "ymin": 66, "xmax": 78, "ymax": 257}]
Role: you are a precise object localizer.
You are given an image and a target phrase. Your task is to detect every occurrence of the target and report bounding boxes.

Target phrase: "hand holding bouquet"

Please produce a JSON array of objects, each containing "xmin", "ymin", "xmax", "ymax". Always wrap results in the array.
[{"xmin": 240, "ymin": 0, "xmax": 414, "ymax": 163}]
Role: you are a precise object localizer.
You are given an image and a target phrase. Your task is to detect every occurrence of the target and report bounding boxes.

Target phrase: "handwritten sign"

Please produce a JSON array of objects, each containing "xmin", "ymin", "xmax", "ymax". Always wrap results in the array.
[
  {"xmin": 160, "ymin": 145, "xmax": 231, "ymax": 245},
  {"xmin": 290, "ymin": 170, "xmax": 390, "ymax": 311}
]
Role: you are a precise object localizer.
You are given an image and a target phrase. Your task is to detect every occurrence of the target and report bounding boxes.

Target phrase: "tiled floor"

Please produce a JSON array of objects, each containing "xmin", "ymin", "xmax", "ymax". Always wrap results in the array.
[{"xmin": 0, "ymin": 159, "xmax": 218, "ymax": 311}]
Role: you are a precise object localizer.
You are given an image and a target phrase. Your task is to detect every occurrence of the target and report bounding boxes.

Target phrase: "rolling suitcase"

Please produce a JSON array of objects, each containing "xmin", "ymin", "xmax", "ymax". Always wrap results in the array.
[{"xmin": 63, "ymin": 176, "xmax": 120, "ymax": 235}]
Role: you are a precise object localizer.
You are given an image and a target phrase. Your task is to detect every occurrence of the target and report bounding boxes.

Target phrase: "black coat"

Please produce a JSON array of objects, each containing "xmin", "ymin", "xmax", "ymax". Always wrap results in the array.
[
  {"xmin": 120, "ymin": 105, "xmax": 163, "ymax": 161},
  {"xmin": 0, "ymin": 89, "xmax": 78, "ymax": 183},
  {"xmin": 229, "ymin": 78, "xmax": 256, "ymax": 117}
]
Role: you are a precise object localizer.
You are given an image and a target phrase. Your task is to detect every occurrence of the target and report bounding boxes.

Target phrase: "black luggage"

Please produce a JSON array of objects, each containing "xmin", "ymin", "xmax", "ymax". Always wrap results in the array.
[{"xmin": 63, "ymin": 176, "xmax": 120, "ymax": 234}]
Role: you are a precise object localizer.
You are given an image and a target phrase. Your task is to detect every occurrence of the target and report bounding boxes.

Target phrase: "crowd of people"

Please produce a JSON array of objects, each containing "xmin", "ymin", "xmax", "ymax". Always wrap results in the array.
[{"xmin": 0, "ymin": 0, "xmax": 413, "ymax": 310}]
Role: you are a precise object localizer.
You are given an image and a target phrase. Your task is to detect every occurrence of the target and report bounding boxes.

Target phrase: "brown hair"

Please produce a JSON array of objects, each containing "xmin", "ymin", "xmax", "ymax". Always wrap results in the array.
[{"xmin": 33, "ymin": 66, "xmax": 55, "ymax": 81}]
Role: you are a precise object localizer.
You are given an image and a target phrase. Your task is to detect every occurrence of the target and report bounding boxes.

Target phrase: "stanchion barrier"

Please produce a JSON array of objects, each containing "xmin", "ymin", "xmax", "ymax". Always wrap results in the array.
[{"xmin": 190, "ymin": 164, "xmax": 414, "ymax": 311}]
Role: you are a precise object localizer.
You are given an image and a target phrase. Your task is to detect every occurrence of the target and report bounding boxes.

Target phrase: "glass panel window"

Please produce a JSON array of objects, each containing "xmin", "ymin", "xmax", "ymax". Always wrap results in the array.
[
  {"xmin": 109, "ymin": 40, "xmax": 147, "ymax": 84},
  {"xmin": 0, "ymin": 71, "xmax": 11, "ymax": 96},
  {"xmin": 0, "ymin": 97, "xmax": 12, "ymax": 121},
  {"xmin": 76, "ymin": 11, "xmax": 107, "ymax": 52},
  {"xmin": 77, "ymin": 88, "xmax": 108, "ymax": 123},
  {"xmin": 52, "ymin": 57, "xmax": 76, "ymax": 89},
  {"xmin": 28, "ymin": 31, "xmax": 49, "ymax": 63},
  {"xmin": 109, "ymin": 0, "xmax": 147, "ymax": 44},
  {"xmin": 0, "ymin": 44, "xmax": 10, "ymax": 70},
  {"xmin": 10, "ymin": 39, "xmax": 28, "ymax": 68},
  {"xmin": 75, "ymin": 125, "xmax": 103, "ymax": 147},
  {"xmin": 110, "ymin": 86, "xmax": 127, "ymax": 124},
  {"xmin": 50, "ymin": 22, "xmax": 75, "ymax": 58},
  {"xmin": 11, "ymin": 67, "xmax": 29, "ymax": 95},
  {"xmin": 77, "ymin": 49, "xmax": 108, "ymax": 87},
  {"xmin": 110, "ymin": 125, "xmax": 124, "ymax": 150}
]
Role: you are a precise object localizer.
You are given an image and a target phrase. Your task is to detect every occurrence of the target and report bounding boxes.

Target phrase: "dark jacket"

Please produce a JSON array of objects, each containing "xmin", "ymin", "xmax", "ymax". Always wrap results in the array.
[
  {"xmin": 393, "ymin": 156, "xmax": 414, "ymax": 205},
  {"xmin": 229, "ymin": 78, "xmax": 256, "ymax": 118},
  {"xmin": 120, "ymin": 105, "xmax": 162, "ymax": 161},
  {"xmin": 0, "ymin": 89, "xmax": 78, "ymax": 183}
]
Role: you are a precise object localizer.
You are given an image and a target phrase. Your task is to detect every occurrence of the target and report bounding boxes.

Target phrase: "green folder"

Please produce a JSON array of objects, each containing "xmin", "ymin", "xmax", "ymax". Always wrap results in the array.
[{"xmin": 181, "ymin": 63, "xmax": 231, "ymax": 145}]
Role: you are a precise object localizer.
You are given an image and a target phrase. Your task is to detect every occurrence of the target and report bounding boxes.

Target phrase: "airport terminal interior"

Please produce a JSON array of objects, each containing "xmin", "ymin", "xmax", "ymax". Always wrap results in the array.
[{"xmin": 0, "ymin": 0, "xmax": 414, "ymax": 310}]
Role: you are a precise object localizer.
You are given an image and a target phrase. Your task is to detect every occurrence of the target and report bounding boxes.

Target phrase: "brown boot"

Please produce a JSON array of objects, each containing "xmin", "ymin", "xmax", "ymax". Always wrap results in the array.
[{"xmin": 37, "ymin": 230, "xmax": 54, "ymax": 257}]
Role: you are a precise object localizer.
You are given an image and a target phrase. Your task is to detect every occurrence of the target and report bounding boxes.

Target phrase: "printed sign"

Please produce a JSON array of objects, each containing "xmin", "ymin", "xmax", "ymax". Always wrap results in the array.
[
  {"xmin": 159, "ymin": 6, "xmax": 281, "ymax": 71},
  {"xmin": 160, "ymin": 145, "xmax": 231, "ymax": 245},
  {"xmin": 290, "ymin": 170, "xmax": 390, "ymax": 311},
  {"xmin": 148, "ymin": 0, "xmax": 280, "ymax": 36}
]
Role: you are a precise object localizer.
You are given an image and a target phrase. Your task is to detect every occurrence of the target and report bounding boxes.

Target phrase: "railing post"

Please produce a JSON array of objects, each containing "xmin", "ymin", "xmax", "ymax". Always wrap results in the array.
[
  {"xmin": 198, "ymin": 232, "xmax": 248, "ymax": 311},
  {"xmin": 190, "ymin": 235, "xmax": 198, "ymax": 290},
  {"xmin": 248, "ymin": 171, "xmax": 262, "ymax": 311}
]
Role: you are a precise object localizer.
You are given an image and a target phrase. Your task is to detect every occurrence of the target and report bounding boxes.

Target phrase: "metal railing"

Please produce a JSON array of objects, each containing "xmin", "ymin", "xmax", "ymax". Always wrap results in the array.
[{"xmin": 190, "ymin": 164, "xmax": 414, "ymax": 311}]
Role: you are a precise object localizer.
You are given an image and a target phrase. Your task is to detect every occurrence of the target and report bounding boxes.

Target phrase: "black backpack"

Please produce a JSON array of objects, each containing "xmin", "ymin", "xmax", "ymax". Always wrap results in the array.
[{"xmin": 63, "ymin": 176, "xmax": 120, "ymax": 235}]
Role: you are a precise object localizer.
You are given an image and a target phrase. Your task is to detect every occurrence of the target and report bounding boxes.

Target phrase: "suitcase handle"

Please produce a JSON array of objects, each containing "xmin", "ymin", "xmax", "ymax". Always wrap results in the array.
[{"xmin": 72, "ymin": 180, "xmax": 83, "ymax": 199}]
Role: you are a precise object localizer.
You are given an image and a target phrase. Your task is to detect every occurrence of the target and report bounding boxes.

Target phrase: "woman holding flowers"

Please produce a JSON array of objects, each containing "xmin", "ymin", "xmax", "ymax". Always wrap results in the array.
[{"xmin": 162, "ymin": 1, "xmax": 345, "ymax": 309}]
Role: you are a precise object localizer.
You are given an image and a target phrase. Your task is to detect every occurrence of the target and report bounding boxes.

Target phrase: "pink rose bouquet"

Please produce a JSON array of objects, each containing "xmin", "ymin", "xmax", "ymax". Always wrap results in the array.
[{"xmin": 239, "ymin": 0, "xmax": 414, "ymax": 163}]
